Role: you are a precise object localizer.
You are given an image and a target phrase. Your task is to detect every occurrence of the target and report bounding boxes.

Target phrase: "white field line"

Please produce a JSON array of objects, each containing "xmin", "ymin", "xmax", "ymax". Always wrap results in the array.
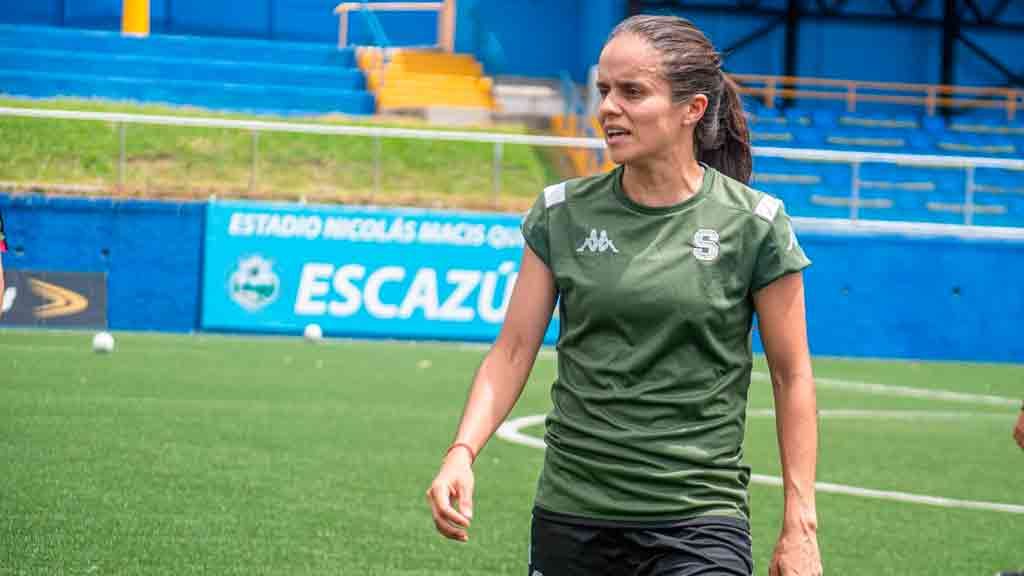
[
  {"xmin": 496, "ymin": 414, "xmax": 1024, "ymax": 515},
  {"xmin": 751, "ymin": 371, "xmax": 1019, "ymax": 407},
  {"xmin": 497, "ymin": 414, "xmax": 547, "ymax": 449},
  {"xmin": 0, "ymin": 342, "xmax": 223, "ymax": 354},
  {"xmin": 748, "ymin": 474, "xmax": 1024, "ymax": 515},
  {"xmin": 746, "ymin": 409, "xmax": 1011, "ymax": 420},
  {"xmin": 8, "ymin": 333, "xmax": 1018, "ymax": 411},
  {"xmin": 451, "ymin": 347, "xmax": 1018, "ymax": 407},
  {"xmin": 0, "ymin": 343, "xmax": 81, "ymax": 352}
]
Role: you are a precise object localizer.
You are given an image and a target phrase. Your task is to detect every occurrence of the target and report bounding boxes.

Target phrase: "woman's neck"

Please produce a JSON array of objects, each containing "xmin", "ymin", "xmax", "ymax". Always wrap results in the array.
[{"xmin": 622, "ymin": 153, "xmax": 705, "ymax": 208}]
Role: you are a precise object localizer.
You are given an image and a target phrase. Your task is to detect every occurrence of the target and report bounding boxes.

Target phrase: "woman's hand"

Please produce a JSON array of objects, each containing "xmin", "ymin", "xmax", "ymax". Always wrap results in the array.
[
  {"xmin": 425, "ymin": 447, "xmax": 475, "ymax": 542},
  {"xmin": 769, "ymin": 528, "xmax": 822, "ymax": 576}
]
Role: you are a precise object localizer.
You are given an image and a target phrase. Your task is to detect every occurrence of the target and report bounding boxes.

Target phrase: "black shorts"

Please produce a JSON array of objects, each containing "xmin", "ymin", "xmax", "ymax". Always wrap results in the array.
[{"xmin": 528, "ymin": 507, "xmax": 753, "ymax": 576}]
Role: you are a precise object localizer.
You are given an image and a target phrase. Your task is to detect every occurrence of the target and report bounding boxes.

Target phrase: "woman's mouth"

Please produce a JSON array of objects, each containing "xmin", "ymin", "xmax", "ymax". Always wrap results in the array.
[{"xmin": 605, "ymin": 127, "xmax": 631, "ymax": 144}]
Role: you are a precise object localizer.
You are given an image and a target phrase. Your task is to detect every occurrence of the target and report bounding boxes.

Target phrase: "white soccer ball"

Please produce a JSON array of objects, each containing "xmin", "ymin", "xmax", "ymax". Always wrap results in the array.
[
  {"xmin": 92, "ymin": 331, "xmax": 115, "ymax": 354},
  {"xmin": 303, "ymin": 323, "xmax": 323, "ymax": 342}
]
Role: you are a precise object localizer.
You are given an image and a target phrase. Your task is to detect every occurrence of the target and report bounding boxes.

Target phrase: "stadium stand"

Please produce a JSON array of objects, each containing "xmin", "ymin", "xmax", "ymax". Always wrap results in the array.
[
  {"xmin": 742, "ymin": 100, "xmax": 1024, "ymax": 226},
  {"xmin": 357, "ymin": 47, "xmax": 495, "ymax": 112},
  {"xmin": 745, "ymin": 104, "xmax": 1024, "ymax": 159},
  {"xmin": 551, "ymin": 70, "xmax": 1024, "ymax": 227},
  {"xmin": 0, "ymin": 24, "xmax": 375, "ymax": 116}
]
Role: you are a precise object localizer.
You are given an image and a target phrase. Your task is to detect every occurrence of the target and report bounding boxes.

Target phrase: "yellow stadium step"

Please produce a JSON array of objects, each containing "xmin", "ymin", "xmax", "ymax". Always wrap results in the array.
[
  {"xmin": 390, "ymin": 50, "xmax": 482, "ymax": 76},
  {"xmin": 356, "ymin": 48, "xmax": 383, "ymax": 72},
  {"xmin": 357, "ymin": 47, "xmax": 495, "ymax": 113},
  {"xmin": 377, "ymin": 83, "xmax": 494, "ymax": 108},
  {"xmin": 366, "ymin": 69, "xmax": 493, "ymax": 90},
  {"xmin": 378, "ymin": 92, "xmax": 494, "ymax": 110},
  {"xmin": 376, "ymin": 81, "xmax": 495, "ymax": 110}
]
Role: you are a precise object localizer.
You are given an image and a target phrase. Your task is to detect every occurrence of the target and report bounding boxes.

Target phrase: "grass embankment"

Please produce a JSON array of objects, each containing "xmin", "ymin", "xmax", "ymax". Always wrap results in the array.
[{"xmin": 0, "ymin": 96, "xmax": 570, "ymax": 211}]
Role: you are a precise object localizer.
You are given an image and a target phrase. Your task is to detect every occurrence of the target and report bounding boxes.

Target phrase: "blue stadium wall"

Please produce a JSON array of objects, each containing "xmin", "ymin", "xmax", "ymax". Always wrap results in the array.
[
  {"xmin": 799, "ymin": 229, "xmax": 1024, "ymax": 363},
  {"xmin": 2, "ymin": 0, "xmax": 1021, "ymax": 85},
  {"xmin": 2, "ymin": 193, "xmax": 1021, "ymax": 363},
  {"xmin": 0, "ymin": 194, "xmax": 204, "ymax": 332}
]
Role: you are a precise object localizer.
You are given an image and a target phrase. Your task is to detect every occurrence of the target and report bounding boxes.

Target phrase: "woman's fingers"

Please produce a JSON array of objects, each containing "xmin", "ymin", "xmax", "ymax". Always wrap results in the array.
[{"xmin": 426, "ymin": 481, "xmax": 472, "ymax": 541}]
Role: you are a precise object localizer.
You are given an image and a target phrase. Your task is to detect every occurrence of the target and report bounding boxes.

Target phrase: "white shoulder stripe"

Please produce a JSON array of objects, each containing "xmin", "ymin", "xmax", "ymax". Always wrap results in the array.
[
  {"xmin": 755, "ymin": 194, "xmax": 782, "ymax": 222},
  {"xmin": 543, "ymin": 182, "xmax": 567, "ymax": 208}
]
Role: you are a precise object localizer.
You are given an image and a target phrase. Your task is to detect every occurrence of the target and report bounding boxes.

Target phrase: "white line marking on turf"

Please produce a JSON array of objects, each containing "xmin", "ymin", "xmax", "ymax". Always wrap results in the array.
[
  {"xmin": 747, "ymin": 409, "xmax": 1010, "ymax": 420},
  {"xmin": 748, "ymin": 475, "xmax": 1024, "ymax": 515},
  {"xmin": 752, "ymin": 372, "xmax": 1019, "ymax": 407},
  {"xmin": 454, "ymin": 347, "xmax": 1019, "ymax": 407},
  {"xmin": 496, "ymin": 414, "xmax": 1024, "ymax": 515},
  {"xmin": 0, "ymin": 343, "xmax": 81, "ymax": 352},
  {"xmin": 497, "ymin": 414, "xmax": 547, "ymax": 449}
]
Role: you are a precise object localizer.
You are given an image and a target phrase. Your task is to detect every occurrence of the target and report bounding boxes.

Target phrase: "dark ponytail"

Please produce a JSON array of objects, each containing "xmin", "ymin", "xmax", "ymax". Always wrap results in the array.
[
  {"xmin": 609, "ymin": 15, "xmax": 753, "ymax": 184},
  {"xmin": 698, "ymin": 73, "xmax": 751, "ymax": 184}
]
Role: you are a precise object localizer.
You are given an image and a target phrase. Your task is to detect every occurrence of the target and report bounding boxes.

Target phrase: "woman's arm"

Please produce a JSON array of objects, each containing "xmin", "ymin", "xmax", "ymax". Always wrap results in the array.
[
  {"xmin": 0, "ymin": 210, "xmax": 5, "ymax": 309},
  {"xmin": 426, "ymin": 245, "xmax": 557, "ymax": 542},
  {"xmin": 754, "ymin": 271, "xmax": 822, "ymax": 576},
  {"xmin": 0, "ymin": 252, "xmax": 5, "ymax": 315},
  {"xmin": 0, "ymin": 210, "xmax": 6, "ymax": 314},
  {"xmin": 1014, "ymin": 406, "xmax": 1024, "ymax": 450}
]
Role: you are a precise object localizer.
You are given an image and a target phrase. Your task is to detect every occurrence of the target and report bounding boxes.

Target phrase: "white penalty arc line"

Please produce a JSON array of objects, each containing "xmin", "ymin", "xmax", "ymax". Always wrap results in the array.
[{"xmin": 496, "ymin": 414, "xmax": 1024, "ymax": 515}]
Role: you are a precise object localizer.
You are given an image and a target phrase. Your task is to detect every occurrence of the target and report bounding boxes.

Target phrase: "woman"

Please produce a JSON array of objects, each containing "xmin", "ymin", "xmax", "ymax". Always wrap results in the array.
[{"xmin": 427, "ymin": 14, "xmax": 821, "ymax": 576}]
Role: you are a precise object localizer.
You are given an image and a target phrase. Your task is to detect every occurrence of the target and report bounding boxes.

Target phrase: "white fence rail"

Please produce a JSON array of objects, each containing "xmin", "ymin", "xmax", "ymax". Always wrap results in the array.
[{"xmin": 1, "ymin": 106, "xmax": 1022, "ymax": 225}]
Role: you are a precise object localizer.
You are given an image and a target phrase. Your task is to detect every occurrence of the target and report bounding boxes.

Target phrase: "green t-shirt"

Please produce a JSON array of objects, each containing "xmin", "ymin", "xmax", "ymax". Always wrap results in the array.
[{"xmin": 521, "ymin": 165, "xmax": 811, "ymax": 523}]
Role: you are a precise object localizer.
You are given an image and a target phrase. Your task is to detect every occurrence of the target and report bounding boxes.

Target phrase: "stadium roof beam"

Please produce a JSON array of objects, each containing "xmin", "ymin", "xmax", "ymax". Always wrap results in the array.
[
  {"xmin": 634, "ymin": 0, "xmax": 1024, "ymax": 32},
  {"xmin": 634, "ymin": 0, "xmax": 1024, "ymax": 94}
]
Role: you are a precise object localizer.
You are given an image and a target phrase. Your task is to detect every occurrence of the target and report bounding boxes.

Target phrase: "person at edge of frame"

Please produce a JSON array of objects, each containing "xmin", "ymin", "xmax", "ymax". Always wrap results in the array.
[{"xmin": 1, "ymin": 208, "xmax": 7, "ymax": 317}]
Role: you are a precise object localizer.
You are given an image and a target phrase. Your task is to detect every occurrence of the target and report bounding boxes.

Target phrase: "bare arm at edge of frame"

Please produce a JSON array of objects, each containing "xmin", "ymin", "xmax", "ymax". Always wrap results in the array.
[
  {"xmin": 755, "ymin": 271, "xmax": 823, "ymax": 576},
  {"xmin": 1014, "ymin": 407, "xmax": 1024, "ymax": 450},
  {"xmin": 426, "ymin": 245, "xmax": 557, "ymax": 542},
  {"xmin": 0, "ymin": 250, "xmax": 5, "ymax": 317},
  {"xmin": 0, "ymin": 210, "xmax": 5, "ymax": 315}
]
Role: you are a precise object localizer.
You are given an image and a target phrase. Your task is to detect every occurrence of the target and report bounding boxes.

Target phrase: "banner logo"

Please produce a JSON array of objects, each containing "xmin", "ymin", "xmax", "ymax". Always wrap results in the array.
[
  {"xmin": 29, "ymin": 278, "xmax": 89, "ymax": 319},
  {"xmin": 229, "ymin": 255, "xmax": 279, "ymax": 312}
]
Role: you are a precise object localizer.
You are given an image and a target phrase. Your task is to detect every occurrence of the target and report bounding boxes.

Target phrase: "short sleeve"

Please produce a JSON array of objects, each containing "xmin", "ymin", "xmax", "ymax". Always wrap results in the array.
[
  {"xmin": 751, "ymin": 197, "xmax": 810, "ymax": 292},
  {"xmin": 521, "ymin": 191, "xmax": 551, "ymax": 268}
]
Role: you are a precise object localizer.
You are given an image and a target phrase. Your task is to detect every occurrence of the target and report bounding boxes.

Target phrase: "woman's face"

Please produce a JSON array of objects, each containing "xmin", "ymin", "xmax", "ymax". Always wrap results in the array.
[{"xmin": 596, "ymin": 33, "xmax": 696, "ymax": 166}]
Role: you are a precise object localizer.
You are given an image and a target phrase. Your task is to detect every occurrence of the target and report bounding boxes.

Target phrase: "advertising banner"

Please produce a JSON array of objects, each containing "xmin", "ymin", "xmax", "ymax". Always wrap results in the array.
[
  {"xmin": 0, "ymin": 269, "xmax": 108, "ymax": 328},
  {"xmin": 201, "ymin": 201, "xmax": 559, "ymax": 344}
]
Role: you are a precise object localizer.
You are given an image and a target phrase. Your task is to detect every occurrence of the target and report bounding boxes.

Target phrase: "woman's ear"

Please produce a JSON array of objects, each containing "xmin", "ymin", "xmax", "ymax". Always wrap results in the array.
[{"xmin": 683, "ymin": 94, "xmax": 709, "ymax": 126}]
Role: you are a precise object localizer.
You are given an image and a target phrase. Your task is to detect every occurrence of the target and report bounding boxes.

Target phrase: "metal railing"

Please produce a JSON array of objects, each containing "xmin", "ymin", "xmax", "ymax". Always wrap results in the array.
[
  {"xmin": 1, "ymin": 106, "xmax": 1023, "ymax": 228},
  {"xmin": 335, "ymin": 1, "xmax": 455, "ymax": 51},
  {"xmin": 0, "ymin": 106, "xmax": 600, "ymax": 203},
  {"xmin": 751, "ymin": 146, "xmax": 1024, "ymax": 226},
  {"xmin": 732, "ymin": 74, "xmax": 1024, "ymax": 120}
]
